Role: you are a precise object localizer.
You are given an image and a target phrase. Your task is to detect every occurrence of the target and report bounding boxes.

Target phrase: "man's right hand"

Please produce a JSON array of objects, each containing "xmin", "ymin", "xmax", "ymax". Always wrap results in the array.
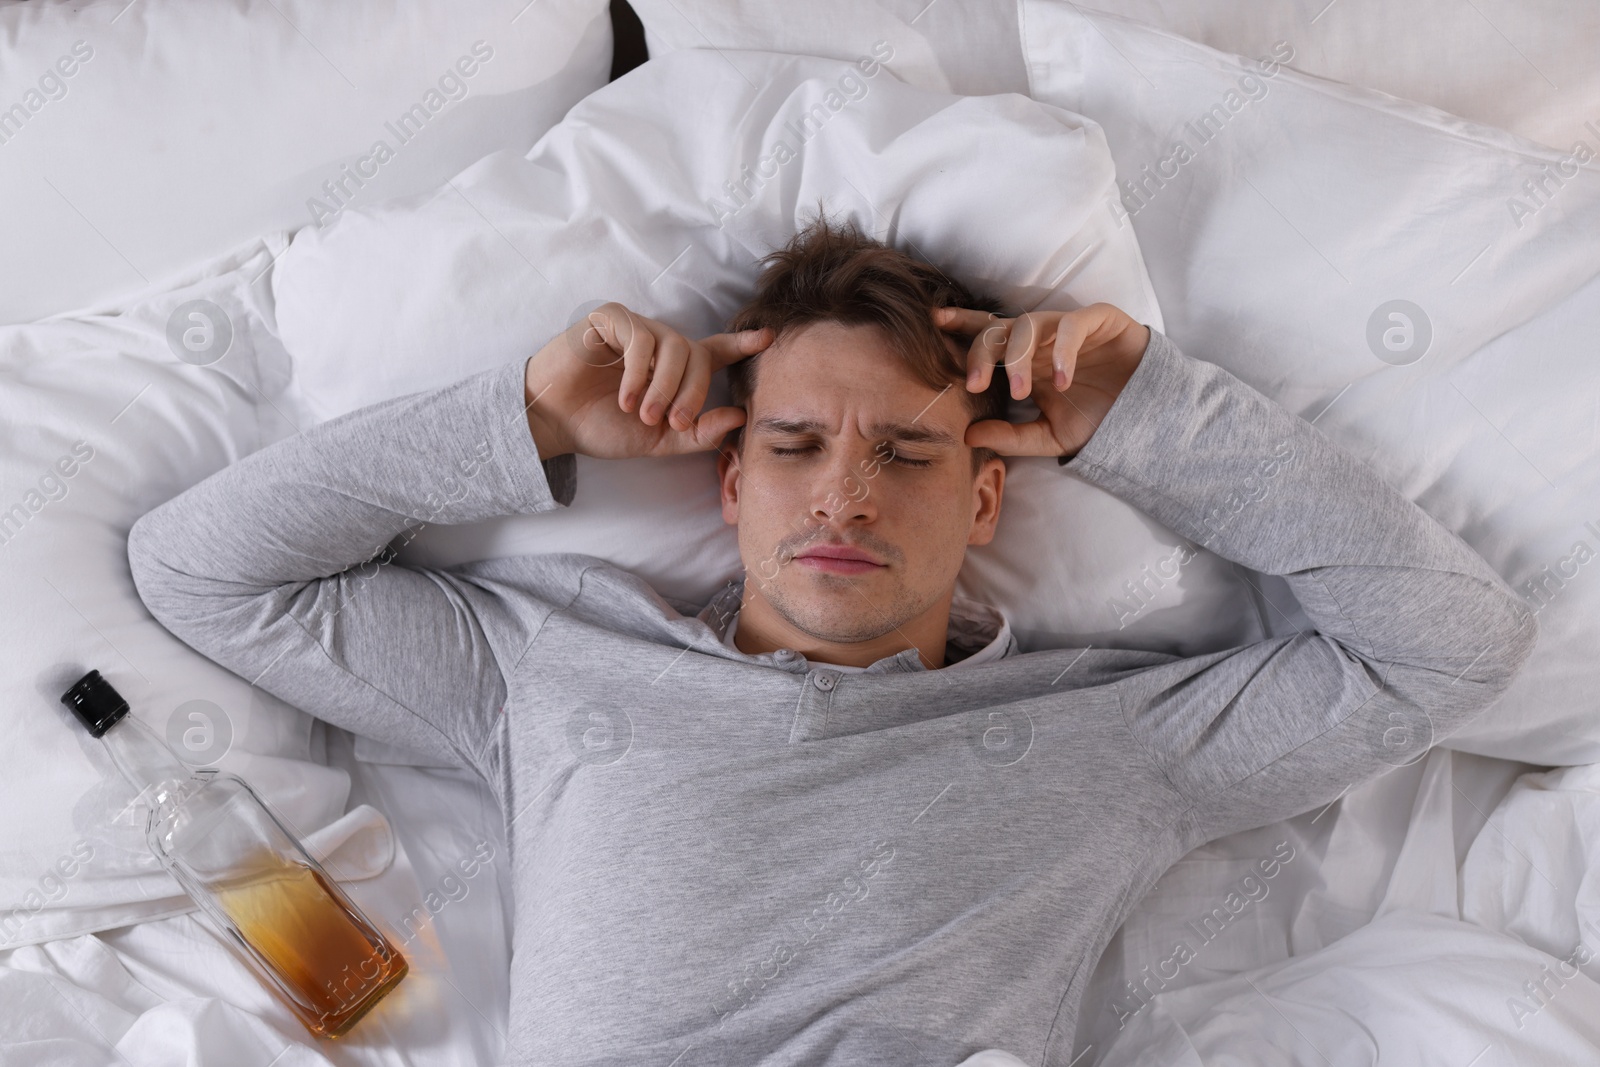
[{"xmin": 522, "ymin": 303, "xmax": 772, "ymax": 461}]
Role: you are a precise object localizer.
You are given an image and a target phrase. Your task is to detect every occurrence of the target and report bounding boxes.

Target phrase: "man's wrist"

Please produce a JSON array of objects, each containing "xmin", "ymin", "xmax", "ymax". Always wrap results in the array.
[
  {"xmin": 528, "ymin": 408, "xmax": 573, "ymax": 461},
  {"xmin": 1122, "ymin": 323, "xmax": 1153, "ymax": 367},
  {"xmin": 524, "ymin": 361, "xmax": 574, "ymax": 460},
  {"xmin": 1058, "ymin": 323, "xmax": 1154, "ymax": 465}
]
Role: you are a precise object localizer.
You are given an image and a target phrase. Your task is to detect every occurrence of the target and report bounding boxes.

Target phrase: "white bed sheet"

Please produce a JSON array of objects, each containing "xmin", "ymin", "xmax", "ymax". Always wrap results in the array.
[
  {"xmin": 1088, "ymin": 752, "xmax": 1600, "ymax": 1065},
  {"xmin": 5, "ymin": 5, "xmax": 1597, "ymax": 1067},
  {"xmin": 3, "ymin": 730, "xmax": 1582, "ymax": 1066},
  {"xmin": 0, "ymin": 723, "xmax": 512, "ymax": 1066}
]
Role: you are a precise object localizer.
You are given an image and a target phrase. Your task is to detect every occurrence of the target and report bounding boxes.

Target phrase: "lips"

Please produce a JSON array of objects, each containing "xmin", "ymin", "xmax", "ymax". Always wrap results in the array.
[
  {"xmin": 793, "ymin": 542, "xmax": 885, "ymax": 575},
  {"xmin": 797, "ymin": 543, "xmax": 883, "ymax": 565}
]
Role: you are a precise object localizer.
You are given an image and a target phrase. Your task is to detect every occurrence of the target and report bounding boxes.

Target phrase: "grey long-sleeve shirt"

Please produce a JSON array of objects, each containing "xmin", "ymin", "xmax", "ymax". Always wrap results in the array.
[{"xmin": 126, "ymin": 327, "xmax": 1538, "ymax": 1067}]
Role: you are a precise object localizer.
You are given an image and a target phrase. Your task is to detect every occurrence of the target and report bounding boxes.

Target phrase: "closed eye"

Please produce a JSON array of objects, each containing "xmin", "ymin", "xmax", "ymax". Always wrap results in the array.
[{"xmin": 768, "ymin": 445, "xmax": 933, "ymax": 468}]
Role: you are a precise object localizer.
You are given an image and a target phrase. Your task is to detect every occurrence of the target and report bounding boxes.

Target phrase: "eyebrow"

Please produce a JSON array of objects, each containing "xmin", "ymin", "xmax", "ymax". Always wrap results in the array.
[{"xmin": 750, "ymin": 415, "xmax": 960, "ymax": 447}]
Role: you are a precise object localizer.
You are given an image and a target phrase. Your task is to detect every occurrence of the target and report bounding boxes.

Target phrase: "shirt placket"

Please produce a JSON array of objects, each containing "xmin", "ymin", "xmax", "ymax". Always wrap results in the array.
[{"xmin": 788, "ymin": 668, "xmax": 839, "ymax": 742}]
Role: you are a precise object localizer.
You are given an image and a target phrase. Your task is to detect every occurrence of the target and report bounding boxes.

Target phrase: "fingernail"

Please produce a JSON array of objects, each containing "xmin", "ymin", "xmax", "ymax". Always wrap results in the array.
[{"xmin": 1010, "ymin": 373, "xmax": 1023, "ymax": 395}]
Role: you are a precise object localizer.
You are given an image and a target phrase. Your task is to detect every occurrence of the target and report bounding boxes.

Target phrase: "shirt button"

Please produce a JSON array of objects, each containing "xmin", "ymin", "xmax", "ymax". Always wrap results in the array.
[
  {"xmin": 774, "ymin": 649, "xmax": 796, "ymax": 661},
  {"xmin": 812, "ymin": 672, "xmax": 836, "ymax": 691}
]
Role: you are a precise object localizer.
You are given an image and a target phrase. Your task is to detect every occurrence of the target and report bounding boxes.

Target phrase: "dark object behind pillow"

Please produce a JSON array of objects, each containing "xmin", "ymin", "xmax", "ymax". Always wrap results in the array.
[{"xmin": 610, "ymin": 0, "xmax": 648, "ymax": 80}]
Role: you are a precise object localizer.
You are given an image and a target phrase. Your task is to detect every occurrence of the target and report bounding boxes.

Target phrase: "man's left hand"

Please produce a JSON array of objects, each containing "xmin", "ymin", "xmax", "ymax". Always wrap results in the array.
[{"xmin": 934, "ymin": 302, "xmax": 1150, "ymax": 460}]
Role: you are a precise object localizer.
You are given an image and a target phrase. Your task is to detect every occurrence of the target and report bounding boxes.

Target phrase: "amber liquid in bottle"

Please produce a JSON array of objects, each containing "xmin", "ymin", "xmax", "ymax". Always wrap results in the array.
[{"xmin": 213, "ymin": 855, "xmax": 409, "ymax": 1038}]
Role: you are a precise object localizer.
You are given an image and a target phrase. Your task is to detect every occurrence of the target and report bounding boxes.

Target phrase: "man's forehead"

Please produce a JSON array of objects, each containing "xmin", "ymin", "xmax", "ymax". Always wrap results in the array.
[
  {"xmin": 761, "ymin": 316, "xmax": 966, "ymax": 357},
  {"xmin": 744, "ymin": 319, "xmax": 973, "ymax": 441},
  {"xmin": 749, "ymin": 412, "xmax": 960, "ymax": 447}
]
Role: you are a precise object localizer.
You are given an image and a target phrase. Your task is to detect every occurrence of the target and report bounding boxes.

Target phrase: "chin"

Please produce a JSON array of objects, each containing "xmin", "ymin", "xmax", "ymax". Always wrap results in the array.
[{"xmin": 782, "ymin": 594, "xmax": 908, "ymax": 644}]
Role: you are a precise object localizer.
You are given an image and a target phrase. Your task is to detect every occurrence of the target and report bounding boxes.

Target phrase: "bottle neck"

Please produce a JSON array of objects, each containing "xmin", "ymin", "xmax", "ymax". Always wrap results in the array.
[{"xmin": 101, "ymin": 712, "xmax": 197, "ymax": 812}]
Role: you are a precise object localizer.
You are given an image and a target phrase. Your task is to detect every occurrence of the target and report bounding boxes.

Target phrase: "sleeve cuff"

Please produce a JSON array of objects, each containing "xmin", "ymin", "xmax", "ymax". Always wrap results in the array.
[
  {"xmin": 541, "ymin": 453, "xmax": 577, "ymax": 506},
  {"xmin": 485, "ymin": 355, "xmax": 577, "ymax": 512}
]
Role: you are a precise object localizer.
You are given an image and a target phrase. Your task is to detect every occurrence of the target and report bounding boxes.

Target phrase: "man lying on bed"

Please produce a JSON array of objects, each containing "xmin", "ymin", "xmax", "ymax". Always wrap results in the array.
[{"xmin": 127, "ymin": 216, "xmax": 1538, "ymax": 1067}]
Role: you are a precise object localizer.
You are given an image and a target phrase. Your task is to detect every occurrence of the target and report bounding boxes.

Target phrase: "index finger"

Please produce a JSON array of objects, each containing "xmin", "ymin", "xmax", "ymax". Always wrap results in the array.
[{"xmin": 698, "ymin": 326, "xmax": 774, "ymax": 368}]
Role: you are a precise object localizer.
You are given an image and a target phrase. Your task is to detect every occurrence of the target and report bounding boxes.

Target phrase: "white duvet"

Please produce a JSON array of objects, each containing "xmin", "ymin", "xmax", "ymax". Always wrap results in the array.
[
  {"xmin": 4, "ymin": 9, "xmax": 1599, "ymax": 1067},
  {"xmin": 1091, "ymin": 755, "xmax": 1600, "ymax": 1066}
]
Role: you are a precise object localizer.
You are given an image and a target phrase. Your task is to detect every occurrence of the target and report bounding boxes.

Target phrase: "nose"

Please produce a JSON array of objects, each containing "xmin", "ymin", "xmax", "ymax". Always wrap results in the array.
[{"xmin": 807, "ymin": 443, "xmax": 879, "ymax": 527}]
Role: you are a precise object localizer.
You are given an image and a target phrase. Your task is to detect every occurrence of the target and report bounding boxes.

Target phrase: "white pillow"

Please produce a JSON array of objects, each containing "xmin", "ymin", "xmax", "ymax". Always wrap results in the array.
[
  {"xmin": 625, "ymin": 0, "xmax": 1599, "ymax": 154},
  {"xmin": 1021, "ymin": 1, "xmax": 1600, "ymax": 763},
  {"xmin": 624, "ymin": 0, "xmax": 1029, "ymax": 96},
  {"xmin": 1063, "ymin": 0, "xmax": 1600, "ymax": 152},
  {"xmin": 0, "ymin": 0, "xmax": 612, "ymax": 326},
  {"xmin": 0, "ymin": 238, "xmax": 391, "ymax": 948},
  {"xmin": 1397, "ymin": 272, "xmax": 1600, "ymax": 763},
  {"xmin": 271, "ymin": 45, "xmax": 1275, "ymax": 752}
]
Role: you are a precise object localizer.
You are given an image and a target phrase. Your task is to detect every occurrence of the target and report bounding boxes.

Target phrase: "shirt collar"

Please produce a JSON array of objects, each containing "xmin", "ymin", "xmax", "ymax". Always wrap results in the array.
[{"xmin": 698, "ymin": 578, "xmax": 1018, "ymax": 675}]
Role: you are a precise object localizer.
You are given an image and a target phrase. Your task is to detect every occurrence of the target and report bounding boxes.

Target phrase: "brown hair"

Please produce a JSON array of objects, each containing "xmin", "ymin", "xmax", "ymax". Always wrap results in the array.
[{"xmin": 725, "ymin": 214, "xmax": 1010, "ymax": 473}]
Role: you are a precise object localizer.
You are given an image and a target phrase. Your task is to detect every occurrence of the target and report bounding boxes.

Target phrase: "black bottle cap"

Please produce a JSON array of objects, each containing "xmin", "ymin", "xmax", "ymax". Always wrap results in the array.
[{"xmin": 60, "ymin": 670, "xmax": 130, "ymax": 738}]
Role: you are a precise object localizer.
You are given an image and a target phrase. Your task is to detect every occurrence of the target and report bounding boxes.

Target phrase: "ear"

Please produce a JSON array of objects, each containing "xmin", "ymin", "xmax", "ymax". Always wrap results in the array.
[
  {"xmin": 966, "ymin": 455, "xmax": 1006, "ymax": 547},
  {"xmin": 718, "ymin": 437, "xmax": 743, "ymax": 526}
]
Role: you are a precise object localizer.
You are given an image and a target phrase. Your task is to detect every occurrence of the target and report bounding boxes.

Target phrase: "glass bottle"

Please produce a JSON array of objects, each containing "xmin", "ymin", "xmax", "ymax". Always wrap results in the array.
[{"xmin": 60, "ymin": 669, "xmax": 407, "ymax": 1038}]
